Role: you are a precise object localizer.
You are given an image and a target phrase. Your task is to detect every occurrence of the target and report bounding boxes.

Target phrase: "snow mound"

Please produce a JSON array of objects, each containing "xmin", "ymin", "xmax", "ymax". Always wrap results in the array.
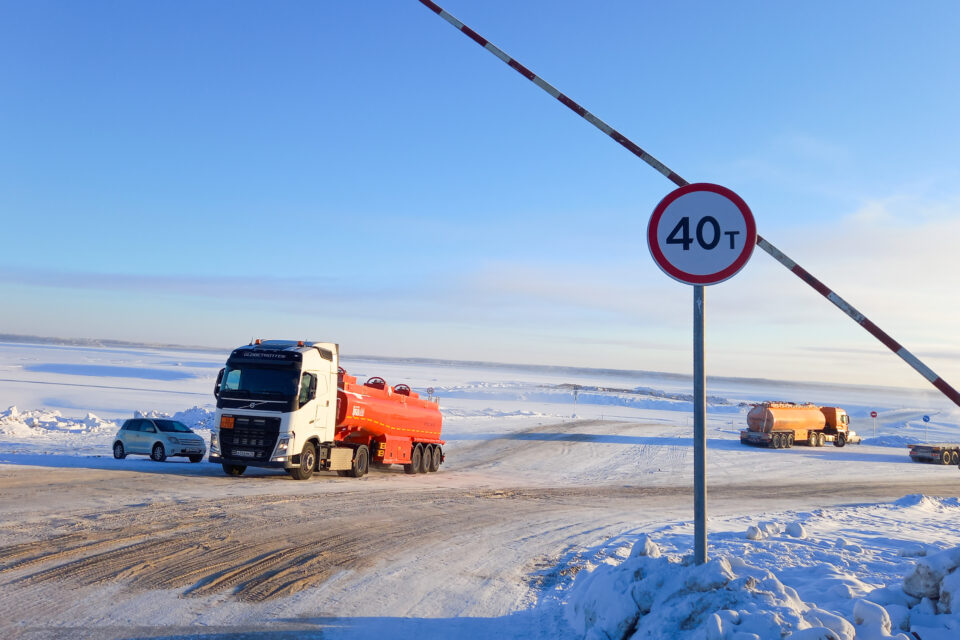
[
  {"xmin": 566, "ymin": 548, "xmax": 833, "ymax": 639},
  {"xmin": 0, "ymin": 405, "xmax": 115, "ymax": 437}
]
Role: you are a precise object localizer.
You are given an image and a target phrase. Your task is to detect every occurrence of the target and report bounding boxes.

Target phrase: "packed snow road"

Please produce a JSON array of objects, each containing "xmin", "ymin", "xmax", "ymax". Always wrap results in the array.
[{"xmin": 1, "ymin": 418, "xmax": 958, "ymax": 639}]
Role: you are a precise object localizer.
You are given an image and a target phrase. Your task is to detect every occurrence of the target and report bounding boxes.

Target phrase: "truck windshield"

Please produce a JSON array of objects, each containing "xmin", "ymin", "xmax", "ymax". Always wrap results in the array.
[{"xmin": 219, "ymin": 365, "xmax": 299, "ymax": 400}]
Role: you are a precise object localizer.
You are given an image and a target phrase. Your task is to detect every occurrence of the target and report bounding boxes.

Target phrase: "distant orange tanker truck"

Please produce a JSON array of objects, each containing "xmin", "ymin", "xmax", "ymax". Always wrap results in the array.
[{"xmin": 740, "ymin": 402, "xmax": 861, "ymax": 449}]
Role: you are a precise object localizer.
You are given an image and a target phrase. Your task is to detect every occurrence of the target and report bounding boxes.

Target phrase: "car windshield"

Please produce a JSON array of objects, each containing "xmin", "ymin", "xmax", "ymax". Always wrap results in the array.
[
  {"xmin": 155, "ymin": 420, "xmax": 192, "ymax": 433},
  {"xmin": 219, "ymin": 364, "xmax": 298, "ymax": 400}
]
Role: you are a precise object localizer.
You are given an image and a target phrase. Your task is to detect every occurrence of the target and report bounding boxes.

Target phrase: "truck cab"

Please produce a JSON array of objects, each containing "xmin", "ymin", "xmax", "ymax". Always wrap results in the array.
[{"xmin": 209, "ymin": 340, "xmax": 339, "ymax": 478}]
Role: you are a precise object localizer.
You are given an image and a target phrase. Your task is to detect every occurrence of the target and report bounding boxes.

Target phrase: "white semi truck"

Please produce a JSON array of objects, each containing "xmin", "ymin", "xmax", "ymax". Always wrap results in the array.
[{"xmin": 209, "ymin": 339, "xmax": 444, "ymax": 480}]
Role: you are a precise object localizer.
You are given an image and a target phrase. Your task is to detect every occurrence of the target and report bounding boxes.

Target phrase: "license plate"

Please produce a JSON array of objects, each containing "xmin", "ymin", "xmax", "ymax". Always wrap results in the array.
[{"xmin": 234, "ymin": 450, "xmax": 255, "ymax": 458}]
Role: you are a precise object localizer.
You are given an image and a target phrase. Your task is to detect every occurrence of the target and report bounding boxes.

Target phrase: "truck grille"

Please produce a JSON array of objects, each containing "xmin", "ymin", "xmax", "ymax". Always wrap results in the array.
[{"xmin": 221, "ymin": 415, "xmax": 281, "ymax": 462}]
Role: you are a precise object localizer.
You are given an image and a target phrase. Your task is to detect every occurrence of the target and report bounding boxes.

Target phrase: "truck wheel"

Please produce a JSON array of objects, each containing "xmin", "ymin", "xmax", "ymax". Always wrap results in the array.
[
  {"xmin": 222, "ymin": 464, "xmax": 246, "ymax": 476},
  {"xmin": 405, "ymin": 445, "xmax": 422, "ymax": 474},
  {"xmin": 833, "ymin": 433, "xmax": 846, "ymax": 448},
  {"xmin": 786, "ymin": 433, "xmax": 794, "ymax": 448},
  {"xmin": 289, "ymin": 443, "xmax": 316, "ymax": 480},
  {"xmin": 113, "ymin": 442, "xmax": 126, "ymax": 459},
  {"xmin": 951, "ymin": 451, "xmax": 960, "ymax": 465},
  {"xmin": 151, "ymin": 443, "xmax": 167, "ymax": 462},
  {"xmin": 428, "ymin": 446, "xmax": 442, "ymax": 472},
  {"xmin": 942, "ymin": 452, "xmax": 953, "ymax": 465},
  {"xmin": 417, "ymin": 445, "xmax": 430, "ymax": 473},
  {"xmin": 348, "ymin": 446, "xmax": 369, "ymax": 478}
]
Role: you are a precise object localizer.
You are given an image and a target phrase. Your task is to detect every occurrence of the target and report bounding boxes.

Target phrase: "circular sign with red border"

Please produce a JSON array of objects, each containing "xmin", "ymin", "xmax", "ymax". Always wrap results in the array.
[
  {"xmin": 870, "ymin": 411, "xmax": 878, "ymax": 418},
  {"xmin": 648, "ymin": 183, "xmax": 757, "ymax": 285}
]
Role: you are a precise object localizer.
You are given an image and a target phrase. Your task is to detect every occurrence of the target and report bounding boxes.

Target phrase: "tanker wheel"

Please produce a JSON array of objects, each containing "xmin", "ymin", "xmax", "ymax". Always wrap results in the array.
[
  {"xmin": 417, "ymin": 445, "xmax": 430, "ymax": 474},
  {"xmin": 942, "ymin": 452, "xmax": 953, "ymax": 465},
  {"xmin": 786, "ymin": 433, "xmax": 795, "ymax": 448},
  {"xmin": 222, "ymin": 464, "xmax": 246, "ymax": 476},
  {"xmin": 289, "ymin": 442, "xmax": 316, "ymax": 480},
  {"xmin": 404, "ymin": 445, "xmax": 422, "ymax": 475},
  {"xmin": 834, "ymin": 433, "xmax": 846, "ymax": 448},
  {"xmin": 348, "ymin": 445, "xmax": 369, "ymax": 478},
  {"xmin": 428, "ymin": 445, "xmax": 442, "ymax": 472},
  {"xmin": 770, "ymin": 434, "xmax": 780, "ymax": 449},
  {"xmin": 951, "ymin": 451, "xmax": 960, "ymax": 465}
]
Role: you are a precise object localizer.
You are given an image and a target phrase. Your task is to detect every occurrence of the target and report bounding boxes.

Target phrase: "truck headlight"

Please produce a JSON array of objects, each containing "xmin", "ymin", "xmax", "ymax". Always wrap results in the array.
[
  {"xmin": 275, "ymin": 436, "xmax": 290, "ymax": 453},
  {"xmin": 210, "ymin": 432, "xmax": 220, "ymax": 454}
]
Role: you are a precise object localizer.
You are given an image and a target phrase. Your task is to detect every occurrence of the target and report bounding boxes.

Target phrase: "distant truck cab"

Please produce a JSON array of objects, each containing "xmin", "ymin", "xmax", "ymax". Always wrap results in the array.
[
  {"xmin": 209, "ymin": 340, "xmax": 444, "ymax": 479},
  {"xmin": 740, "ymin": 402, "xmax": 859, "ymax": 449}
]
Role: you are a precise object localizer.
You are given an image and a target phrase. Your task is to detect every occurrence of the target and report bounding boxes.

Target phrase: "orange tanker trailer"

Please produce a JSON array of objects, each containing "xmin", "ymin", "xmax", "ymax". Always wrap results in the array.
[
  {"xmin": 740, "ymin": 402, "xmax": 856, "ymax": 449},
  {"xmin": 335, "ymin": 367, "xmax": 444, "ymax": 474}
]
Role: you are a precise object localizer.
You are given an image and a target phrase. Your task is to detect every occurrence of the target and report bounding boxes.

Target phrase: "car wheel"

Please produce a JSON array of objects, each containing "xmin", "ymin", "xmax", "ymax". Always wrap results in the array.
[
  {"xmin": 151, "ymin": 443, "xmax": 167, "ymax": 462},
  {"xmin": 188, "ymin": 454, "xmax": 203, "ymax": 463},
  {"xmin": 113, "ymin": 441, "xmax": 126, "ymax": 459}
]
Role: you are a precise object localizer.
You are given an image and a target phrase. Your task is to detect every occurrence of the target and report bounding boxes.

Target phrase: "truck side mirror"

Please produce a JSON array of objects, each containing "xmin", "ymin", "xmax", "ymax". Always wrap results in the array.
[{"xmin": 214, "ymin": 368, "xmax": 224, "ymax": 399}]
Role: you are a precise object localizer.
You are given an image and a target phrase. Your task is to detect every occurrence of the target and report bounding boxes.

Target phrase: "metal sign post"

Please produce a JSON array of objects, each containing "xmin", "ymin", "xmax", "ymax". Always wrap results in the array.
[
  {"xmin": 648, "ymin": 183, "xmax": 756, "ymax": 565},
  {"xmin": 871, "ymin": 410, "xmax": 878, "ymax": 436}
]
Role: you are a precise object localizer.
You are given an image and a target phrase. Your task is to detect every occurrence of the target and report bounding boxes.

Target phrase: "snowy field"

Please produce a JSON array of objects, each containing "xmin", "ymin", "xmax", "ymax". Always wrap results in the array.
[{"xmin": 1, "ymin": 340, "xmax": 959, "ymax": 639}]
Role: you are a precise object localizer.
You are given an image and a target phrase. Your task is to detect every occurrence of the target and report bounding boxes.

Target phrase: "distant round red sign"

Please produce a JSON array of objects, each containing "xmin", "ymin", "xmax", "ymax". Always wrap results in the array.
[
  {"xmin": 870, "ymin": 411, "xmax": 878, "ymax": 418},
  {"xmin": 648, "ymin": 183, "xmax": 757, "ymax": 285}
]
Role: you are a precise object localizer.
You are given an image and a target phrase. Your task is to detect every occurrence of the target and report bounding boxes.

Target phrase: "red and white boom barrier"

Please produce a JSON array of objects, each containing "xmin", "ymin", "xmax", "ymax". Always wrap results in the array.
[{"xmin": 418, "ymin": 0, "xmax": 960, "ymax": 408}]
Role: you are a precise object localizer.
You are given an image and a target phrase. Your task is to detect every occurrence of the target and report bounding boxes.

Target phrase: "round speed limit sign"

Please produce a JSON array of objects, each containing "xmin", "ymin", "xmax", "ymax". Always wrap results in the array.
[{"xmin": 648, "ymin": 183, "xmax": 757, "ymax": 285}]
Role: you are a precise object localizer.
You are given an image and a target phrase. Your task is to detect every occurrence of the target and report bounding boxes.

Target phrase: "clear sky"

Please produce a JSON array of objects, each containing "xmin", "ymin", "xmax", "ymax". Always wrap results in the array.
[{"xmin": 2, "ymin": 1, "xmax": 959, "ymax": 389}]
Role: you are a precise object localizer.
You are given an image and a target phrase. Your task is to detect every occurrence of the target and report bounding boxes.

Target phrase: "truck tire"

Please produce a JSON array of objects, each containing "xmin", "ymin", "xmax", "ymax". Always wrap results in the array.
[
  {"xmin": 348, "ymin": 446, "xmax": 369, "ymax": 478},
  {"xmin": 786, "ymin": 433, "xmax": 794, "ymax": 448},
  {"xmin": 951, "ymin": 451, "xmax": 959, "ymax": 465},
  {"xmin": 417, "ymin": 445, "xmax": 430, "ymax": 473},
  {"xmin": 113, "ymin": 442, "xmax": 126, "ymax": 459},
  {"xmin": 942, "ymin": 452, "xmax": 953, "ymax": 465},
  {"xmin": 222, "ymin": 464, "xmax": 246, "ymax": 476},
  {"xmin": 428, "ymin": 446, "xmax": 442, "ymax": 472},
  {"xmin": 151, "ymin": 443, "xmax": 167, "ymax": 462},
  {"xmin": 834, "ymin": 433, "xmax": 846, "ymax": 448},
  {"xmin": 405, "ymin": 445, "xmax": 422, "ymax": 474},
  {"xmin": 289, "ymin": 443, "xmax": 316, "ymax": 480}
]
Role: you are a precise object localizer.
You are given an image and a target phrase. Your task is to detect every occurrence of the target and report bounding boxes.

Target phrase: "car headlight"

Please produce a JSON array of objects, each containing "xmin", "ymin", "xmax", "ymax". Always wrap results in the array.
[{"xmin": 166, "ymin": 436, "xmax": 180, "ymax": 444}]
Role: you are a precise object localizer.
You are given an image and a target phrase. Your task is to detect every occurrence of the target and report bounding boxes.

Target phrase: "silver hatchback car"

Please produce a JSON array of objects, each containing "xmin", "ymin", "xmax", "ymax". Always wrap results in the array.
[{"xmin": 113, "ymin": 418, "xmax": 207, "ymax": 463}]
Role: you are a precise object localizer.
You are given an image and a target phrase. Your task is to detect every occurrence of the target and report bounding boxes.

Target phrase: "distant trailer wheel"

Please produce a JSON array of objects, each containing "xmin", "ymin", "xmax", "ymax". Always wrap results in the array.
[
  {"xmin": 188, "ymin": 454, "xmax": 204, "ymax": 463},
  {"xmin": 428, "ymin": 446, "xmax": 442, "ymax": 472},
  {"xmin": 222, "ymin": 464, "xmax": 246, "ymax": 476},
  {"xmin": 786, "ymin": 433, "xmax": 795, "ymax": 448},
  {"xmin": 405, "ymin": 445, "xmax": 422, "ymax": 475},
  {"xmin": 950, "ymin": 451, "xmax": 959, "ymax": 465},
  {"xmin": 771, "ymin": 434, "xmax": 782, "ymax": 449},
  {"xmin": 942, "ymin": 452, "xmax": 953, "ymax": 465}
]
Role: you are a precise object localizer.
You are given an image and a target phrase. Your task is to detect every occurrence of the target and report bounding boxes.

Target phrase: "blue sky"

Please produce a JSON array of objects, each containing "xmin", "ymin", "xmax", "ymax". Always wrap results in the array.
[{"xmin": 2, "ymin": 1, "xmax": 959, "ymax": 389}]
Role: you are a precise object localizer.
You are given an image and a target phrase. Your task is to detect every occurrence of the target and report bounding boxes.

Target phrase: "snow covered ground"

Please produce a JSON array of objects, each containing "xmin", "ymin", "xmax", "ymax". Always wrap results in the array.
[{"xmin": 1, "ymin": 340, "xmax": 959, "ymax": 639}]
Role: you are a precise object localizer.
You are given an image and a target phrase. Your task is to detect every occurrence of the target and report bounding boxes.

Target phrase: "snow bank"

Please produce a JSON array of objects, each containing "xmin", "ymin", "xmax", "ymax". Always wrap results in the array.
[{"xmin": 564, "ymin": 497, "xmax": 960, "ymax": 639}]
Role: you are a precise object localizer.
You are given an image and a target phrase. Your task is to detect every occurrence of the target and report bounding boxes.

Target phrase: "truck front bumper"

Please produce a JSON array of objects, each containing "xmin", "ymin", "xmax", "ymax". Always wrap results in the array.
[{"xmin": 209, "ymin": 454, "xmax": 288, "ymax": 469}]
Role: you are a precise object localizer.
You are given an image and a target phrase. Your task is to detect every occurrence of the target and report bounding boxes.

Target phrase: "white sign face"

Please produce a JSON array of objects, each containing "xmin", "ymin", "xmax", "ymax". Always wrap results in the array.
[{"xmin": 647, "ymin": 183, "xmax": 757, "ymax": 285}]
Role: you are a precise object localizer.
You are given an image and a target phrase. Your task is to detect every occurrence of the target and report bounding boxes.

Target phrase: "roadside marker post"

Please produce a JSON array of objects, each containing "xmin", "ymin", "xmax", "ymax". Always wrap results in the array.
[
  {"xmin": 871, "ymin": 410, "xmax": 878, "ymax": 436},
  {"xmin": 648, "ymin": 184, "xmax": 757, "ymax": 565}
]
